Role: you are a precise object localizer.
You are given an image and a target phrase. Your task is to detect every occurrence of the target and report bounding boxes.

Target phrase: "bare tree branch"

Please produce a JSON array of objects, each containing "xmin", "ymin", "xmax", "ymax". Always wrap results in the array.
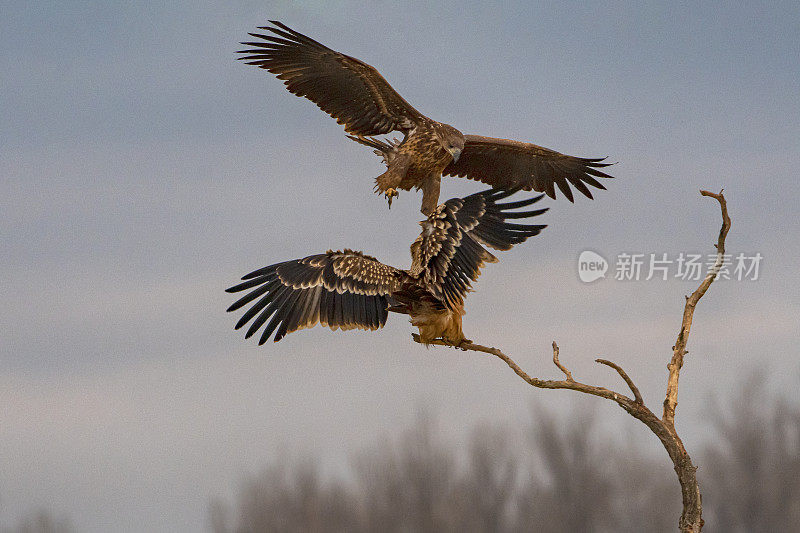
[
  {"xmin": 596, "ymin": 358, "xmax": 644, "ymax": 405},
  {"xmin": 552, "ymin": 341, "xmax": 574, "ymax": 382},
  {"xmin": 663, "ymin": 189, "xmax": 730, "ymax": 428},
  {"xmin": 413, "ymin": 189, "xmax": 731, "ymax": 532}
]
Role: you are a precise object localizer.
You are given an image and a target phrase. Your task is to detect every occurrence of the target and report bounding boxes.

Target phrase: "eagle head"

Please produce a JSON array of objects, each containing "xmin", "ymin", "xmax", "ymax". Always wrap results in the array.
[{"xmin": 436, "ymin": 123, "xmax": 465, "ymax": 163}]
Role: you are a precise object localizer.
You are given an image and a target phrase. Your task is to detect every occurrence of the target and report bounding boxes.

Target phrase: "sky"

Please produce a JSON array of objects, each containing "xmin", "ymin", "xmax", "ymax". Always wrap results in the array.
[{"xmin": 2, "ymin": 1, "xmax": 799, "ymax": 531}]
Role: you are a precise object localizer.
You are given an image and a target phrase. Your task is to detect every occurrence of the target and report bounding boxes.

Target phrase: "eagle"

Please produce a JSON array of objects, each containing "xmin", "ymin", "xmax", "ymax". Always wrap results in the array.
[
  {"xmin": 237, "ymin": 21, "xmax": 614, "ymax": 215},
  {"xmin": 226, "ymin": 188, "xmax": 547, "ymax": 346}
]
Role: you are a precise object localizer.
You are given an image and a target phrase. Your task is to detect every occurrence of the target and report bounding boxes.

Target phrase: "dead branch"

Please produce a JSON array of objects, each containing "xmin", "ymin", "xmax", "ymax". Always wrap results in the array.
[
  {"xmin": 414, "ymin": 189, "xmax": 731, "ymax": 533},
  {"xmin": 663, "ymin": 189, "xmax": 730, "ymax": 428},
  {"xmin": 596, "ymin": 358, "xmax": 644, "ymax": 405},
  {"xmin": 552, "ymin": 341, "xmax": 574, "ymax": 382}
]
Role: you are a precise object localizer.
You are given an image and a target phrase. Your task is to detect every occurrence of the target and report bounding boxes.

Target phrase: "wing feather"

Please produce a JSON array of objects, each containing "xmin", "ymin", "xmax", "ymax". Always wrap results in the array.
[
  {"xmin": 333, "ymin": 292, "xmax": 345, "ymax": 330},
  {"xmin": 248, "ymin": 287, "xmax": 294, "ymax": 340},
  {"xmin": 237, "ymin": 21, "xmax": 423, "ymax": 136},
  {"xmin": 407, "ymin": 188, "xmax": 549, "ymax": 310},
  {"xmin": 226, "ymin": 250, "xmax": 403, "ymax": 343},
  {"xmin": 266, "ymin": 289, "xmax": 304, "ymax": 343},
  {"xmin": 235, "ymin": 284, "xmax": 285, "ymax": 332},
  {"xmin": 227, "ymin": 277, "xmax": 280, "ymax": 313},
  {"xmin": 443, "ymin": 135, "xmax": 614, "ymax": 201},
  {"xmin": 456, "ymin": 189, "xmax": 549, "ymax": 252}
]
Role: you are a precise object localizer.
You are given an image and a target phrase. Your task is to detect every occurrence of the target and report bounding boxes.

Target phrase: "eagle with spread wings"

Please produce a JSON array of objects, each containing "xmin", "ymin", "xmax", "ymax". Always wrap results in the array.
[
  {"xmin": 237, "ymin": 21, "xmax": 614, "ymax": 215},
  {"xmin": 226, "ymin": 188, "xmax": 547, "ymax": 346}
]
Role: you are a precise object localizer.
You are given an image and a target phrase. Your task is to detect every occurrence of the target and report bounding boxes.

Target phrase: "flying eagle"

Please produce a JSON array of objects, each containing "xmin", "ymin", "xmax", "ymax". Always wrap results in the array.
[
  {"xmin": 237, "ymin": 21, "xmax": 614, "ymax": 214},
  {"xmin": 226, "ymin": 188, "xmax": 547, "ymax": 346}
]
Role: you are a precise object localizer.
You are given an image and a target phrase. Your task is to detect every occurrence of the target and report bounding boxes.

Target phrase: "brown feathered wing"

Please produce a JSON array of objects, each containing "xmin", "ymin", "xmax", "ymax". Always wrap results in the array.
[
  {"xmin": 443, "ymin": 135, "xmax": 614, "ymax": 201},
  {"xmin": 226, "ymin": 250, "xmax": 403, "ymax": 343},
  {"xmin": 409, "ymin": 188, "xmax": 548, "ymax": 310},
  {"xmin": 237, "ymin": 21, "xmax": 423, "ymax": 136}
]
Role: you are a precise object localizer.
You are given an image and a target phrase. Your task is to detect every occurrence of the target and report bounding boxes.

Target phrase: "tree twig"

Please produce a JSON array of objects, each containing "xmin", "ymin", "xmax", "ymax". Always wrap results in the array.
[
  {"xmin": 552, "ymin": 341, "xmax": 574, "ymax": 382},
  {"xmin": 596, "ymin": 358, "xmax": 644, "ymax": 404},
  {"xmin": 413, "ymin": 189, "xmax": 730, "ymax": 532}
]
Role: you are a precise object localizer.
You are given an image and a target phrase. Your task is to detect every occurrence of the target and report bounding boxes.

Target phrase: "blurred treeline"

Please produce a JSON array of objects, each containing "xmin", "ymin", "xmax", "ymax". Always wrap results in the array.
[
  {"xmin": 4, "ymin": 377, "xmax": 798, "ymax": 532},
  {"xmin": 209, "ymin": 376, "xmax": 800, "ymax": 533}
]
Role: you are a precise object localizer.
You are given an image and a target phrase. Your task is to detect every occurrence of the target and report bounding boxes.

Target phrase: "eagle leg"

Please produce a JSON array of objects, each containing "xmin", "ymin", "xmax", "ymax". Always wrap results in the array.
[
  {"xmin": 374, "ymin": 154, "xmax": 412, "ymax": 209},
  {"xmin": 385, "ymin": 188, "xmax": 398, "ymax": 208},
  {"xmin": 374, "ymin": 171, "xmax": 402, "ymax": 209},
  {"xmin": 419, "ymin": 175, "xmax": 442, "ymax": 216}
]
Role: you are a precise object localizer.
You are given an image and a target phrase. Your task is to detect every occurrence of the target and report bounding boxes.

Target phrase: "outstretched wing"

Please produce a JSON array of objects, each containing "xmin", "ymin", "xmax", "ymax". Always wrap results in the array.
[
  {"xmin": 443, "ymin": 135, "xmax": 614, "ymax": 202},
  {"xmin": 237, "ymin": 21, "xmax": 424, "ymax": 136},
  {"xmin": 450, "ymin": 187, "xmax": 549, "ymax": 251},
  {"xmin": 226, "ymin": 250, "xmax": 403, "ymax": 344},
  {"xmin": 410, "ymin": 188, "xmax": 548, "ymax": 309}
]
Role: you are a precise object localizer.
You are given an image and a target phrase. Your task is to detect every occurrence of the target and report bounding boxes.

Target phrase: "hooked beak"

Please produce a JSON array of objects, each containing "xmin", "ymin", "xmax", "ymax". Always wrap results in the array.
[{"xmin": 450, "ymin": 148, "xmax": 461, "ymax": 163}]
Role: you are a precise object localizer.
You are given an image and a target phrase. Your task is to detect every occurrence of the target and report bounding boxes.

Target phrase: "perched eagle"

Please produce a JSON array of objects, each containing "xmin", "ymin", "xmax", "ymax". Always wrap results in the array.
[
  {"xmin": 237, "ymin": 21, "xmax": 614, "ymax": 214},
  {"xmin": 226, "ymin": 188, "xmax": 547, "ymax": 345}
]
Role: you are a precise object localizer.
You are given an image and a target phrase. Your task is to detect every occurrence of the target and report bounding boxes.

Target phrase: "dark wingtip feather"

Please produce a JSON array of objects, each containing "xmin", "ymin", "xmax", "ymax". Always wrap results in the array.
[
  {"xmin": 494, "ymin": 195, "xmax": 545, "ymax": 210},
  {"xmin": 471, "ymin": 187, "xmax": 522, "ymax": 202},
  {"xmin": 582, "ymin": 156, "xmax": 608, "ymax": 164},
  {"xmin": 515, "ymin": 207, "xmax": 549, "ymax": 217},
  {"xmin": 531, "ymin": 193, "xmax": 545, "ymax": 201},
  {"xmin": 226, "ymin": 276, "xmax": 268, "ymax": 294},
  {"xmin": 266, "ymin": 330, "xmax": 282, "ymax": 344},
  {"xmin": 556, "ymin": 180, "xmax": 574, "ymax": 203},
  {"xmin": 498, "ymin": 208, "xmax": 548, "ymax": 220},
  {"xmin": 586, "ymin": 168, "xmax": 615, "ymax": 180}
]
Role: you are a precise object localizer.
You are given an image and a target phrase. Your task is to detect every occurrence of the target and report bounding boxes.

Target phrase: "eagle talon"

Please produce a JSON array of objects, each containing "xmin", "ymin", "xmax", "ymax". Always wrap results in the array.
[
  {"xmin": 447, "ymin": 338, "xmax": 472, "ymax": 350},
  {"xmin": 384, "ymin": 188, "xmax": 398, "ymax": 208},
  {"xmin": 431, "ymin": 337, "xmax": 472, "ymax": 350}
]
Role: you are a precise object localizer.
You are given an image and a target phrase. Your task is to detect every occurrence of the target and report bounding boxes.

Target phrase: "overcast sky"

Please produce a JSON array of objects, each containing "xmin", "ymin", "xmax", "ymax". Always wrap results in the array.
[{"xmin": 2, "ymin": 1, "xmax": 799, "ymax": 531}]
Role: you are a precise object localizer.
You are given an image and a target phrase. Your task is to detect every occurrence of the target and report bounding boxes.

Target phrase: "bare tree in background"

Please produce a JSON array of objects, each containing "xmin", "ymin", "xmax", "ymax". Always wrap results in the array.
[
  {"xmin": 0, "ymin": 509, "xmax": 72, "ymax": 533},
  {"xmin": 515, "ymin": 407, "xmax": 623, "ymax": 532},
  {"xmin": 701, "ymin": 374, "xmax": 800, "ymax": 532},
  {"xmin": 353, "ymin": 415, "xmax": 460, "ymax": 532},
  {"xmin": 418, "ymin": 190, "xmax": 731, "ymax": 532},
  {"xmin": 215, "ymin": 458, "xmax": 361, "ymax": 533},
  {"xmin": 513, "ymin": 404, "xmax": 679, "ymax": 532},
  {"xmin": 454, "ymin": 424, "xmax": 517, "ymax": 533},
  {"xmin": 210, "ymin": 407, "xmax": 681, "ymax": 533}
]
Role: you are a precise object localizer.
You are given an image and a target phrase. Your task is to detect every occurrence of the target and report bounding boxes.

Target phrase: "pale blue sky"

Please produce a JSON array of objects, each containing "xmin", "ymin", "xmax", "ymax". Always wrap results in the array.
[{"xmin": 2, "ymin": 1, "xmax": 799, "ymax": 531}]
